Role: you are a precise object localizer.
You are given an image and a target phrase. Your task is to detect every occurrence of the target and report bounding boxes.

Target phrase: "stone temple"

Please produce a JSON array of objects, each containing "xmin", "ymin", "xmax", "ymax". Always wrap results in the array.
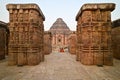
[{"xmin": 49, "ymin": 18, "xmax": 71, "ymax": 51}]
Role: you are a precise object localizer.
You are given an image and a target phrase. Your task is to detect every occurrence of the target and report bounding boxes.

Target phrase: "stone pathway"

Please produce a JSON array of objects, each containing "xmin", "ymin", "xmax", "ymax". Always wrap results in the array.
[{"xmin": 0, "ymin": 52, "xmax": 120, "ymax": 80}]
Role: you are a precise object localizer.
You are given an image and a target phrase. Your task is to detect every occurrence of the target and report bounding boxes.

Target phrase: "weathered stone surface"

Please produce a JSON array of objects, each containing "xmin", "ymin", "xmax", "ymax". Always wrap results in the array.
[
  {"xmin": 44, "ymin": 31, "xmax": 52, "ymax": 55},
  {"xmin": 76, "ymin": 3, "xmax": 115, "ymax": 65},
  {"xmin": 68, "ymin": 31, "xmax": 77, "ymax": 54},
  {"xmin": 0, "ymin": 21, "xmax": 9, "ymax": 60},
  {"xmin": 6, "ymin": 4, "xmax": 45, "ymax": 65},
  {"xmin": 112, "ymin": 19, "xmax": 120, "ymax": 59}
]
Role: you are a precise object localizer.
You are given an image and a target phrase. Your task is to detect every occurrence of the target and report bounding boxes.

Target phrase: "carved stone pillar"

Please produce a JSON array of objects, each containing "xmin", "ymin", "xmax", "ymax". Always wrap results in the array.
[
  {"xmin": 7, "ymin": 4, "xmax": 45, "ymax": 66},
  {"xmin": 76, "ymin": 3, "xmax": 115, "ymax": 65}
]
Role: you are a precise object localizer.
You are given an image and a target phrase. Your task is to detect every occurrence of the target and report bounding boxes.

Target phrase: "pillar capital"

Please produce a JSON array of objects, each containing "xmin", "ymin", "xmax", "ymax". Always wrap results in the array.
[
  {"xmin": 76, "ymin": 3, "xmax": 115, "ymax": 21},
  {"xmin": 6, "ymin": 4, "xmax": 45, "ymax": 21}
]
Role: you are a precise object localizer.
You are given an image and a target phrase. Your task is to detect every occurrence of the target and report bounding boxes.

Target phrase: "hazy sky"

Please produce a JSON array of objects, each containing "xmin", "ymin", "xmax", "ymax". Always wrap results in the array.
[{"xmin": 0, "ymin": 0, "xmax": 120, "ymax": 30}]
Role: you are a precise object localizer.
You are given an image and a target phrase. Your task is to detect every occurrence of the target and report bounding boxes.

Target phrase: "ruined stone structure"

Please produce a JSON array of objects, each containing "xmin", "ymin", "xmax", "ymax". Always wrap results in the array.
[
  {"xmin": 49, "ymin": 18, "xmax": 71, "ymax": 51},
  {"xmin": 76, "ymin": 3, "xmax": 115, "ymax": 65},
  {"xmin": 112, "ymin": 19, "xmax": 120, "ymax": 59},
  {"xmin": 0, "ymin": 21, "xmax": 9, "ymax": 60},
  {"xmin": 44, "ymin": 31, "xmax": 52, "ymax": 55},
  {"xmin": 68, "ymin": 31, "xmax": 77, "ymax": 54},
  {"xmin": 7, "ymin": 4, "xmax": 45, "ymax": 65}
]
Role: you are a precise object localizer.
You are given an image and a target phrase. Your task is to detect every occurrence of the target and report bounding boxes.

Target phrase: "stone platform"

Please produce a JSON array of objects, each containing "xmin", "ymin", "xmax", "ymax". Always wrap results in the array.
[{"xmin": 0, "ymin": 52, "xmax": 120, "ymax": 80}]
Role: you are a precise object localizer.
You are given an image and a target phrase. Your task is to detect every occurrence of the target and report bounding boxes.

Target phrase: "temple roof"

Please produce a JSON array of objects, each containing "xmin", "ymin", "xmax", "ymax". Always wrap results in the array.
[{"xmin": 50, "ymin": 18, "xmax": 70, "ymax": 30}]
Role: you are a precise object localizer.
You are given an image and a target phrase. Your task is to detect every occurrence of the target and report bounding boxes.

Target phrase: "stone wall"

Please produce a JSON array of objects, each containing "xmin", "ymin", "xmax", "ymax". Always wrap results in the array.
[
  {"xmin": 112, "ymin": 19, "xmax": 120, "ymax": 59},
  {"xmin": 6, "ymin": 4, "xmax": 45, "ymax": 65},
  {"xmin": 0, "ymin": 21, "xmax": 9, "ymax": 60},
  {"xmin": 44, "ymin": 31, "xmax": 52, "ymax": 55},
  {"xmin": 68, "ymin": 31, "xmax": 77, "ymax": 54},
  {"xmin": 76, "ymin": 3, "xmax": 115, "ymax": 65}
]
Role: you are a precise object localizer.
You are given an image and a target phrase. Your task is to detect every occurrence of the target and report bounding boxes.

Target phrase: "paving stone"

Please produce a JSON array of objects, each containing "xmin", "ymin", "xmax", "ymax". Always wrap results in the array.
[{"xmin": 0, "ymin": 52, "xmax": 120, "ymax": 80}]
